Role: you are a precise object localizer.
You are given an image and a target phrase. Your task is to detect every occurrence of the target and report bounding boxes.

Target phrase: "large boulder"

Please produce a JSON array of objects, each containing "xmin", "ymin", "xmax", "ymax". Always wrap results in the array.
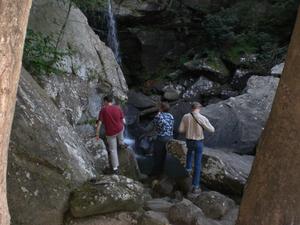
[
  {"xmin": 202, "ymin": 76, "xmax": 279, "ymax": 154},
  {"xmin": 65, "ymin": 212, "xmax": 138, "ymax": 225},
  {"xmin": 7, "ymin": 69, "xmax": 96, "ymax": 225},
  {"xmin": 138, "ymin": 211, "xmax": 170, "ymax": 225},
  {"xmin": 28, "ymin": 0, "xmax": 128, "ymax": 124},
  {"xmin": 202, "ymin": 148, "xmax": 254, "ymax": 195},
  {"xmin": 127, "ymin": 90, "xmax": 157, "ymax": 109},
  {"xmin": 70, "ymin": 175, "xmax": 146, "ymax": 218},
  {"xmin": 168, "ymin": 199, "xmax": 204, "ymax": 225},
  {"xmin": 144, "ymin": 198, "xmax": 174, "ymax": 213},
  {"xmin": 166, "ymin": 140, "xmax": 254, "ymax": 196},
  {"xmin": 191, "ymin": 191, "xmax": 236, "ymax": 220}
]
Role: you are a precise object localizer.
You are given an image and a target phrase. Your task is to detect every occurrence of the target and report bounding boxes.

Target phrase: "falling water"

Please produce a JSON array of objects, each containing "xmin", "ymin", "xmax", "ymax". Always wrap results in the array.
[{"xmin": 107, "ymin": 0, "xmax": 121, "ymax": 64}]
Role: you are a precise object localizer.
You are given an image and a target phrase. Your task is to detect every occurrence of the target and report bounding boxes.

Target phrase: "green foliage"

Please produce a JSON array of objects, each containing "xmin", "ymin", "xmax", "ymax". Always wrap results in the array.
[
  {"xmin": 202, "ymin": 0, "xmax": 299, "ymax": 70},
  {"xmin": 23, "ymin": 29, "xmax": 71, "ymax": 77}
]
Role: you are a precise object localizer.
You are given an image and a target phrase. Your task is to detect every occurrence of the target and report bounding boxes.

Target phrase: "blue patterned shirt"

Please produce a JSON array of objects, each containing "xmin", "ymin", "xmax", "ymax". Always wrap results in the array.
[{"xmin": 153, "ymin": 112, "xmax": 174, "ymax": 137}]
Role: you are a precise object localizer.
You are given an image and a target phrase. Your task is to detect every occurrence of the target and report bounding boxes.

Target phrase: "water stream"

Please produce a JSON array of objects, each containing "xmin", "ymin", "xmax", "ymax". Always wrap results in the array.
[{"xmin": 107, "ymin": 0, "xmax": 121, "ymax": 64}]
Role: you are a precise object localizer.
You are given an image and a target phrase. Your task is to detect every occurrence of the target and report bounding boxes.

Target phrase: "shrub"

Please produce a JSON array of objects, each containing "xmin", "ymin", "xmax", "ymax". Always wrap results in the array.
[{"xmin": 23, "ymin": 29, "xmax": 72, "ymax": 77}]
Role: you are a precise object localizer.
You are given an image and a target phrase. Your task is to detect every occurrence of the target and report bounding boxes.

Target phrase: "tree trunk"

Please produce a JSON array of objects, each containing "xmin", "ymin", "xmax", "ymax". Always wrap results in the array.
[
  {"xmin": 0, "ymin": 1, "xmax": 32, "ymax": 225},
  {"xmin": 237, "ymin": 8, "xmax": 300, "ymax": 225}
]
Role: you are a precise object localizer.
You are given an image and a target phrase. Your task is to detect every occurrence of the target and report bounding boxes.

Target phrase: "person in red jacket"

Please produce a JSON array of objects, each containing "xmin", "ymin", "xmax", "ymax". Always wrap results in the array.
[{"xmin": 96, "ymin": 95, "xmax": 125, "ymax": 174}]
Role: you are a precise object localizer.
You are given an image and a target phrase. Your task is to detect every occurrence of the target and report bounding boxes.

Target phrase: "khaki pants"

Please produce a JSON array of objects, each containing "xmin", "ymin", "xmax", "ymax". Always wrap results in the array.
[{"xmin": 106, "ymin": 129, "xmax": 124, "ymax": 170}]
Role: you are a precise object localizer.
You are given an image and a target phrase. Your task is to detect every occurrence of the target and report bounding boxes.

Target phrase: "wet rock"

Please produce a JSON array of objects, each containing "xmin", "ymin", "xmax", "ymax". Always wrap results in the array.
[
  {"xmin": 125, "ymin": 104, "xmax": 140, "ymax": 125},
  {"xmin": 138, "ymin": 211, "xmax": 170, "ymax": 225},
  {"xmin": 70, "ymin": 175, "xmax": 145, "ymax": 217},
  {"xmin": 119, "ymin": 147, "xmax": 141, "ymax": 180},
  {"xmin": 183, "ymin": 58, "xmax": 230, "ymax": 84},
  {"xmin": 8, "ymin": 69, "xmax": 96, "ymax": 225},
  {"xmin": 192, "ymin": 191, "xmax": 236, "ymax": 220},
  {"xmin": 128, "ymin": 90, "xmax": 157, "ymax": 109},
  {"xmin": 202, "ymin": 76, "xmax": 279, "ymax": 154},
  {"xmin": 144, "ymin": 198, "xmax": 174, "ymax": 213},
  {"xmin": 202, "ymin": 148, "xmax": 254, "ymax": 196},
  {"xmin": 183, "ymin": 76, "xmax": 221, "ymax": 99},
  {"xmin": 193, "ymin": 216, "xmax": 222, "ymax": 225}
]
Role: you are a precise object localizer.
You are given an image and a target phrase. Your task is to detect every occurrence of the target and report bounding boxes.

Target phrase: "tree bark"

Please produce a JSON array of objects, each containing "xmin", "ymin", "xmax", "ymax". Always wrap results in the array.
[
  {"xmin": 0, "ymin": 1, "xmax": 32, "ymax": 225},
  {"xmin": 237, "ymin": 7, "xmax": 300, "ymax": 225}
]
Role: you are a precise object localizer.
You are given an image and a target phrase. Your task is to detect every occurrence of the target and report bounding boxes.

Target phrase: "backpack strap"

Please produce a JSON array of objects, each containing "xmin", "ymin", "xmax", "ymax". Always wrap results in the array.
[{"xmin": 190, "ymin": 113, "xmax": 204, "ymax": 130}]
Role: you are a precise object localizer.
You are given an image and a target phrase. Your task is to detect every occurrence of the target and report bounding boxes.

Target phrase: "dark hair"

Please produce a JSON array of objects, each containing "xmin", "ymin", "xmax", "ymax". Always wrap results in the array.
[
  {"xmin": 103, "ymin": 95, "xmax": 113, "ymax": 103},
  {"xmin": 192, "ymin": 102, "xmax": 202, "ymax": 110},
  {"xmin": 160, "ymin": 101, "xmax": 170, "ymax": 112}
]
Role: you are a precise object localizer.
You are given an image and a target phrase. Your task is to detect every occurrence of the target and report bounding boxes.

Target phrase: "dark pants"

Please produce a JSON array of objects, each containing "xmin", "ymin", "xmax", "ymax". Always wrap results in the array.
[
  {"xmin": 186, "ymin": 139, "xmax": 203, "ymax": 188},
  {"xmin": 151, "ymin": 136, "xmax": 172, "ymax": 176}
]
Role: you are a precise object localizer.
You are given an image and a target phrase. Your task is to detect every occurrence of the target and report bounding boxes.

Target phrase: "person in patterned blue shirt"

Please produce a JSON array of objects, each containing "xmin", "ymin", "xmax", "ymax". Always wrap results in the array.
[{"xmin": 151, "ymin": 101, "xmax": 174, "ymax": 177}]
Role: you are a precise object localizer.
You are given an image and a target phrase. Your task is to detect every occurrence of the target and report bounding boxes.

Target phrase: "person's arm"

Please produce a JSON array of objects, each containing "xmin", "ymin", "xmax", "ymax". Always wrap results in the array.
[
  {"xmin": 199, "ymin": 115, "xmax": 215, "ymax": 133},
  {"xmin": 178, "ymin": 116, "xmax": 186, "ymax": 133},
  {"xmin": 153, "ymin": 112, "xmax": 162, "ymax": 127}
]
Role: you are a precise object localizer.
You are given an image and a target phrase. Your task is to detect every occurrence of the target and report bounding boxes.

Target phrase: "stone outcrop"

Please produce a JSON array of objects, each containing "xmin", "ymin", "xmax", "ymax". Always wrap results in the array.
[
  {"xmin": 7, "ymin": 69, "xmax": 96, "ymax": 225},
  {"xmin": 166, "ymin": 140, "xmax": 254, "ymax": 195},
  {"xmin": 202, "ymin": 76, "xmax": 279, "ymax": 154},
  {"xmin": 70, "ymin": 175, "xmax": 146, "ymax": 218},
  {"xmin": 28, "ymin": 0, "xmax": 128, "ymax": 125}
]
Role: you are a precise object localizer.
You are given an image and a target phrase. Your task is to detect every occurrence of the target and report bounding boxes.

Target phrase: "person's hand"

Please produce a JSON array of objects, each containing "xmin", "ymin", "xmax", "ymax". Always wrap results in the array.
[{"xmin": 96, "ymin": 135, "xmax": 100, "ymax": 141}]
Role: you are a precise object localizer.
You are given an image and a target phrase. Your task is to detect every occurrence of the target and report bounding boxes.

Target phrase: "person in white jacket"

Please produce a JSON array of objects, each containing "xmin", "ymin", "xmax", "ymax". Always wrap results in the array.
[{"xmin": 179, "ymin": 102, "xmax": 215, "ymax": 193}]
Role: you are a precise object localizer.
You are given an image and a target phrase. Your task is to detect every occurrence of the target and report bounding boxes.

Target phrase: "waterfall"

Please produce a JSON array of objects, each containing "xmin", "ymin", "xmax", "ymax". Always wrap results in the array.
[{"xmin": 107, "ymin": 0, "xmax": 121, "ymax": 64}]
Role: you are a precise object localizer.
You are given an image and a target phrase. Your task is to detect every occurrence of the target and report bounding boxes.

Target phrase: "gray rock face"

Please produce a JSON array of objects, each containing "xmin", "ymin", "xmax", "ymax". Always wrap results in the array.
[
  {"xmin": 28, "ymin": 0, "xmax": 128, "ymax": 124},
  {"xmin": 70, "ymin": 175, "xmax": 146, "ymax": 218},
  {"xmin": 168, "ymin": 199, "xmax": 203, "ymax": 225},
  {"xmin": 192, "ymin": 191, "xmax": 235, "ymax": 220},
  {"xmin": 138, "ymin": 211, "xmax": 170, "ymax": 225},
  {"xmin": 202, "ymin": 76, "xmax": 279, "ymax": 154},
  {"xmin": 202, "ymin": 148, "xmax": 254, "ymax": 195},
  {"xmin": 183, "ymin": 76, "xmax": 221, "ymax": 99},
  {"xmin": 118, "ymin": 147, "xmax": 141, "ymax": 180},
  {"xmin": 128, "ymin": 90, "xmax": 157, "ymax": 109},
  {"xmin": 144, "ymin": 199, "xmax": 174, "ymax": 213},
  {"xmin": 85, "ymin": 139, "xmax": 109, "ymax": 173},
  {"xmin": 7, "ymin": 69, "xmax": 96, "ymax": 225}
]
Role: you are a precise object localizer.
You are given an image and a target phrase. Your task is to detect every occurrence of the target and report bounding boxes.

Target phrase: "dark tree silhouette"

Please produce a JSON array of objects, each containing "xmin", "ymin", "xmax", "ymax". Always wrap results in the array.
[
  {"xmin": 0, "ymin": 1, "xmax": 32, "ymax": 224},
  {"xmin": 237, "ymin": 7, "xmax": 300, "ymax": 225}
]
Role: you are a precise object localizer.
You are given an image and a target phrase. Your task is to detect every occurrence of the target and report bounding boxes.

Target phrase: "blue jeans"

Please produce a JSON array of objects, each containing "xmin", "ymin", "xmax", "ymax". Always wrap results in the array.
[{"xmin": 186, "ymin": 139, "xmax": 203, "ymax": 188}]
